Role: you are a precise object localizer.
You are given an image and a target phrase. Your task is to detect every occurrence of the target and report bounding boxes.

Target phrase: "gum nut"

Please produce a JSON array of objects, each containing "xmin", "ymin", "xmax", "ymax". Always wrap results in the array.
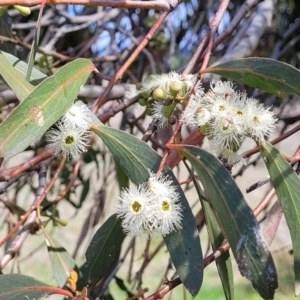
[{"xmin": 152, "ymin": 88, "xmax": 166, "ymax": 101}]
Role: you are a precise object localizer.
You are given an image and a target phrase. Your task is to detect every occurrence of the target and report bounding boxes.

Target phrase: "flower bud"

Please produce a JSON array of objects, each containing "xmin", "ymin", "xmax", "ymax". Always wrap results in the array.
[
  {"xmin": 13, "ymin": 5, "xmax": 31, "ymax": 16},
  {"xmin": 54, "ymin": 218, "xmax": 68, "ymax": 227},
  {"xmin": 161, "ymin": 101, "xmax": 176, "ymax": 118},
  {"xmin": 169, "ymin": 81, "xmax": 183, "ymax": 97},
  {"xmin": 147, "ymin": 97, "xmax": 154, "ymax": 105},
  {"xmin": 141, "ymin": 90, "xmax": 151, "ymax": 99},
  {"xmin": 200, "ymin": 124, "xmax": 209, "ymax": 136},
  {"xmin": 152, "ymin": 88, "xmax": 166, "ymax": 101},
  {"xmin": 136, "ymin": 83, "xmax": 142, "ymax": 90},
  {"xmin": 138, "ymin": 98, "xmax": 147, "ymax": 106}
]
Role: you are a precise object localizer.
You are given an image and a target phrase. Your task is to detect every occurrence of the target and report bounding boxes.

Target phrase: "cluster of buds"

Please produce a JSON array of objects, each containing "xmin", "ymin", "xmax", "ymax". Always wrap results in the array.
[
  {"xmin": 116, "ymin": 172, "xmax": 183, "ymax": 238},
  {"xmin": 183, "ymin": 80, "xmax": 277, "ymax": 165},
  {"xmin": 137, "ymin": 72, "xmax": 197, "ymax": 127},
  {"xmin": 45, "ymin": 101, "xmax": 93, "ymax": 160}
]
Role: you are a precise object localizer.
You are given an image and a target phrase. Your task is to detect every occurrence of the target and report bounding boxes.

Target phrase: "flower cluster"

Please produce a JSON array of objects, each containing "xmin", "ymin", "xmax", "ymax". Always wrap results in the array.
[
  {"xmin": 46, "ymin": 101, "xmax": 93, "ymax": 160},
  {"xmin": 136, "ymin": 72, "xmax": 197, "ymax": 128},
  {"xmin": 116, "ymin": 172, "xmax": 183, "ymax": 238},
  {"xmin": 140, "ymin": 72, "xmax": 196, "ymax": 100},
  {"xmin": 183, "ymin": 80, "xmax": 277, "ymax": 164}
]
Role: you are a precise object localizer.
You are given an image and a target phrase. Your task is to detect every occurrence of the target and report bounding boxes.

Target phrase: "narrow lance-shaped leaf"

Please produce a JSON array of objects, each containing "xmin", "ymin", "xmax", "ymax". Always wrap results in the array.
[
  {"xmin": 0, "ymin": 51, "xmax": 34, "ymax": 102},
  {"xmin": 0, "ymin": 274, "xmax": 72, "ymax": 299},
  {"xmin": 260, "ymin": 142, "xmax": 300, "ymax": 295},
  {"xmin": 184, "ymin": 160, "xmax": 234, "ymax": 300},
  {"xmin": 91, "ymin": 121, "xmax": 203, "ymax": 296},
  {"xmin": 2, "ymin": 51, "xmax": 47, "ymax": 85},
  {"xmin": 203, "ymin": 200, "xmax": 234, "ymax": 300},
  {"xmin": 44, "ymin": 231, "xmax": 77, "ymax": 288},
  {"xmin": 85, "ymin": 214, "xmax": 124, "ymax": 285},
  {"xmin": 25, "ymin": 1, "xmax": 44, "ymax": 81},
  {"xmin": 0, "ymin": 58, "xmax": 95, "ymax": 158},
  {"xmin": 201, "ymin": 58, "xmax": 300, "ymax": 98},
  {"xmin": 174, "ymin": 144, "xmax": 278, "ymax": 299}
]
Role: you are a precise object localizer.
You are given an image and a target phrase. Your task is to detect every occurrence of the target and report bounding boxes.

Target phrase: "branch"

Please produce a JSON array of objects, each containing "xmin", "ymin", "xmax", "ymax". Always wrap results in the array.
[
  {"xmin": 0, "ymin": 160, "xmax": 49, "ymax": 270},
  {"xmin": 0, "ymin": 0, "xmax": 176, "ymax": 10}
]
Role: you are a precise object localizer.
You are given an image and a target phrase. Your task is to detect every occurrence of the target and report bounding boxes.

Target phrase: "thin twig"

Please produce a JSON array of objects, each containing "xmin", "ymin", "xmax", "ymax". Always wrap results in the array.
[
  {"xmin": 92, "ymin": 10, "xmax": 174, "ymax": 112},
  {"xmin": 0, "ymin": 159, "xmax": 49, "ymax": 269}
]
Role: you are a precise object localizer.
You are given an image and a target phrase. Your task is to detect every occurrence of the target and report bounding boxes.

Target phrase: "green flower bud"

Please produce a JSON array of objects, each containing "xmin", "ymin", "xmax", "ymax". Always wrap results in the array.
[
  {"xmin": 152, "ymin": 88, "xmax": 166, "ymax": 101},
  {"xmin": 161, "ymin": 101, "xmax": 176, "ymax": 118},
  {"xmin": 53, "ymin": 218, "xmax": 68, "ymax": 227},
  {"xmin": 13, "ymin": 5, "xmax": 31, "ymax": 16},
  {"xmin": 200, "ymin": 123, "xmax": 209, "ymax": 136},
  {"xmin": 200, "ymin": 123, "xmax": 213, "ymax": 140},
  {"xmin": 169, "ymin": 81, "xmax": 183, "ymax": 98},
  {"xmin": 138, "ymin": 98, "xmax": 147, "ymax": 106},
  {"xmin": 141, "ymin": 90, "xmax": 151, "ymax": 99},
  {"xmin": 147, "ymin": 97, "xmax": 154, "ymax": 105}
]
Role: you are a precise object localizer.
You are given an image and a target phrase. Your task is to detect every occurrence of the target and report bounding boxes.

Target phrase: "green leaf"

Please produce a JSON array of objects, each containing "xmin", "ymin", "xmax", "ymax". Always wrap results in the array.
[
  {"xmin": 203, "ymin": 200, "xmax": 234, "ymax": 300},
  {"xmin": 25, "ymin": 2, "xmax": 44, "ymax": 81},
  {"xmin": 259, "ymin": 142, "xmax": 300, "ymax": 295},
  {"xmin": 163, "ymin": 173, "xmax": 203, "ymax": 296},
  {"xmin": 184, "ymin": 160, "xmax": 234, "ymax": 300},
  {"xmin": 0, "ymin": 51, "xmax": 34, "ymax": 101},
  {"xmin": 45, "ymin": 232, "xmax": 77, "ymax": 287},
  {"xmin": 86, "ymin": 214, "xmax": 124, "ymax": 285},
  {"xmin": 201, "ymin": 58, "xmax": 300, "ymax": 98},
  {"xmin": 114, "ymin": 276, "xmax": 134, "ymax": 297},
  {"xmin": 91, "ymin": 123, "xmax": 203, "ymax": 296},
  {"xmin": 91, "ymin": 122, "xmax": 160, "ymax": 184},
  {"xmin": 2, "ymin": 51, "xmax": 47, "ymax": 85},
  {"xmin": 0, "ymin": 274, "xmax": 71, "ymax": 299},
  {"xmin": 0, "ymin": 58, "xmax": 95, "ymax": 158},
  {"xmin": 176, "ymin": 145, "xmax": 278, "ymax": 299},
  {"xmin": 114, "ymin": 158, "xmax": 129, "ymax": 190}
]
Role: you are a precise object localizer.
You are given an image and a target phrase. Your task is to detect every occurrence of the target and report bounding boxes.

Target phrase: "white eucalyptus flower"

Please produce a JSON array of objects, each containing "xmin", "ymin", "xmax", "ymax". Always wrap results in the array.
[
  {"xmin": 148, "ymin": 172, "xmax": 177, "ymax": 197},
  {"xmin": 210, "ymin": 79, "xmax": 235, "ymax": 95},
  {"xmin": 244, "ymin": 98, "xmax": 277, "ymax": 142},
  {"xmin": 155, "ymin": 195, "xmax": 183, "ymax": 236},
  {"xmin": 116, "ymin": 185, "xmax": 156, "ymax": 237},
  {"xmin": 117, "ymin": 173, "xmax": 183, "ymax": 238},
  {"xmin": 62, "ymin": 101, "xmax": 92, "ymax": 130},
  {"xmin": 46, "ymin": 122, "xmax": 91, "ymax": 160},
  {"xmin": 183, "ymin": 99, "xmax": 211, "ymax": 127},
  {"xmin": 151, "ymin": 102, "xmax": 170, "ymax": 128},
  {"xmin": 147, "ymin": 172, "xmax": 183, "ymax": 236}
]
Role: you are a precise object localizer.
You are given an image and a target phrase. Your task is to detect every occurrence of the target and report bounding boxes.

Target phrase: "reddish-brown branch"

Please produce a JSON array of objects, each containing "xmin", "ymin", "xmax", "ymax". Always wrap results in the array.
[
  {"xmin": 92, "ymin": 10, "xmax": 173, "ymax": 113},
  {"xmin": 158, "ymin": 0, "xmax": 230, "ymax": 174},
  {"xmin": 0, "ymin": 0, "xmax": 174, "ymax": 10},
  {"xmin": 0, "ymin": 150, "xmax": 52, "ymax": 182},
  {"xmin": 0, "ymin": 158, "xmax": 65, "ymax": 250},
  {"xmin": 242, "ymin": 123, "xmax": 300, "ymax": 158}
]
